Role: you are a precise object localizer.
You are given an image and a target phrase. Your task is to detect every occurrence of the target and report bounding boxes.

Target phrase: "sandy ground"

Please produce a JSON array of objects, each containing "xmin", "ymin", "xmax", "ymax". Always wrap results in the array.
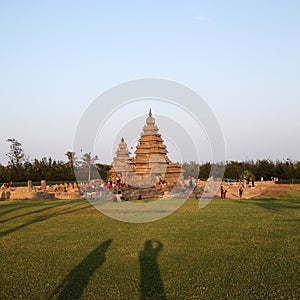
[
  {"xmin": 218, "ymin": 181, "xmax": 300, "ymax": 199},
  {"xmin": 1, "ymin": 181, "xmax": 299, "ymax": 200}
]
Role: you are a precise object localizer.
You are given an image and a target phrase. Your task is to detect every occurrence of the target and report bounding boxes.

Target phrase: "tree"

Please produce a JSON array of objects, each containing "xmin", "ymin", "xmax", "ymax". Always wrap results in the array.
[
  {"xmin": 182, "ymin": 161, "xmax": 200, "ymax": 179},
  {"xmin": 224, "ymin": 161, "xmax": 244, "ymax": 180},
  {"xmin": 0, "ymin": 164, "xmax": 8, "ymax": 182},
  {"xmin": 65, "ymin": 151, "xmax": 77, "ymax": 181},
  {"xmin": 198, "ymin": 162, "xmax": 211, "ymax": 180},
  {"xmin": 5, "ymin": 138, "xmax": 27, "ymax": 181},
  {"xmin": 80, "ymin": 152, "xmax": 99, "ymax": 181},
  {"xmin": 6, "ymin": 138, "xmax": 25, "ymax": 168},
  {"xmin": 240, "ymin": 170, "xmax": 255, "ymax": 181},
  {"xmin": 96, "ymin": 163, "xmax": 112, "ymax": 182},
  {"xmin": 65, "ymin": 151, "xmax": 76, "ymax": 169},
  {"xmin": 256, "ymin": 159, "xmax": 275, "ymax": 180}
]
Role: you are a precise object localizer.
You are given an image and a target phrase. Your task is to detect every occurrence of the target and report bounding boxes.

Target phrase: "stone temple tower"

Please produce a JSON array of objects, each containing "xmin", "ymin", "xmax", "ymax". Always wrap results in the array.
[
  {"xmin": 110, "ymin": 137, "xmax": 133, "ymax": 182},
  {"xmin": 111, "ymin": 109, "xmax": 183, "ymax": 187},
  {"xmin": 134, "ymin": 109, "xmax": 169, "ymax": 177}
]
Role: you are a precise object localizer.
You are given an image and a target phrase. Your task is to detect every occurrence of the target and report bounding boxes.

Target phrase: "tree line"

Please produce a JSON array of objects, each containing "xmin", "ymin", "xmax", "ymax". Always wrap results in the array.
[
  {"xmin": 0, "ymin": 139, "xmax": 111, "ymax": 183},
  {"xmin": 1, "ymin": 139, "xmax": 300, "ymax": 184},
  {"xmin": 183, "ymin": 159, "xmax": 300, "ymax": 182}
]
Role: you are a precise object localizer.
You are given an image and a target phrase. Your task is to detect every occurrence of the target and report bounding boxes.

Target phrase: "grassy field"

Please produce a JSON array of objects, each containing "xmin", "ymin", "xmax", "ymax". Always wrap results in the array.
[{"xmin": 0, "ymin": 192, "xmax": 299, "ymax": 300}]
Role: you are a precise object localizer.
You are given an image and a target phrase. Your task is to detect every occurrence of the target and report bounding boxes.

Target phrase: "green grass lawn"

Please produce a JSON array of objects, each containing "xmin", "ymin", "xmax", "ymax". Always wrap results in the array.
[{"xmin": 0, "ymin": 192, "xmax": 299, "ymax": 300}]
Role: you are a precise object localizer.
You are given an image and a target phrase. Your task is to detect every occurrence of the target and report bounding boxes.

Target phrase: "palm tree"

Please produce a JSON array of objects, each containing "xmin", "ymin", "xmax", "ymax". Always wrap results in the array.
[
  {"xmin": 65, "ymin": 151, "xmax": 76, "ymax": 169},
  {"xmin": 81, "ymin": 152, "xmax": 99, "ymax": 181},
  {"xmin": 65, "ymin": 151, "xmax": 77, "ymax": 181}
]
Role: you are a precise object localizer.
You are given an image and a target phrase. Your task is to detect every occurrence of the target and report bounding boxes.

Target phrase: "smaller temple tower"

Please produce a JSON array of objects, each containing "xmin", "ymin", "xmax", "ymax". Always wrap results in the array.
[{"xmin": 110, "ymin": 137, "xmax": 133, "ymax": 183}]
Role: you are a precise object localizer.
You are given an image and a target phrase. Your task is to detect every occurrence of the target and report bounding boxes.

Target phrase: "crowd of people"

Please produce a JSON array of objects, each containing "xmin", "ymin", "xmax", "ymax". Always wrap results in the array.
[
  {"xmin": 220, "ymin": 177, "xmax": 259, "ymax": 199},
  {"xmin": 0, "ymin": 181, "xmax": 13, "ymax": 190},
  {"xmin": 1, "ymin": 173, "xmax": 265, "ymax": 201}
]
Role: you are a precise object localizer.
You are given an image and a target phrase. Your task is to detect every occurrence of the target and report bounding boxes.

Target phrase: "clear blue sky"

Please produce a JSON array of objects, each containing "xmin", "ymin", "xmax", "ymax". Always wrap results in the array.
[{"xmin": 1, "ymin": 0, "xmax": 299, "ymax": 164}]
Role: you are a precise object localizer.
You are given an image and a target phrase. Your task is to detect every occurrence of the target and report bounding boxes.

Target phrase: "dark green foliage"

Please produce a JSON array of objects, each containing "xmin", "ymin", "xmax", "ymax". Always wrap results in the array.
[
  {"xmin": 278, "ymin": 179, "xmax": 300, "ymax": 184},
  {"xmin": 182, "ymin": 161, "xmax": 200, "ymax": 179},
  {"xmin": 0, "ymin": 141, "xmax": 112, "ymax": 184},
  {"xmin": 6, "ymin": 138, "xmax": 25, "ymax": 168},
  {"xmin": 0, "ymin": 159, "xmax": 113, "ymax": 184},
  {"xmin": 183, "ymin": 160, "xmax": 300, "ymax": 182},
  {"xmin": 2, "ymin": 158, "xmax": 300, "ymax": 184},
  {"xmin": 224, "ymin": 161, "xmax": 244, "ymax": 180},
  {"xmin": 1, "ymin": 138, "xmax": 300, "ymax": 184},
  {"xmin": 96, "ymin": 164, "xmax": 112, "ymax": 182},
  {"xmin": 256, "ymin": 159, "xmax": 275, "ymax": 180},
  {"xmin": 224, "ymin": 160, "xmax": 300, "ymax": 181},
  {"xmin": 5, "ymin": 139, "xmax": 26, "ymax": 182},
  {"xmin": 198, "ymin": 162, "xmax": 211, "ymax": 180}
]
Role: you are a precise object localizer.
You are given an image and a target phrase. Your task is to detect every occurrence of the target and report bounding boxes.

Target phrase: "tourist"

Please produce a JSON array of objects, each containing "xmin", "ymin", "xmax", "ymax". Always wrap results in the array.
[
  {"xmin": 116, "ymin": 175, "xmax": 120, "ymax": 187},
  {"xmin": 192, "ymin": 178, "xmax": 197, "ymax": 189},
  {"xmin": 222, "ymin": 189, "xmax": 227, "ymax": 199},
  {"xmin": 116, "ymin": 190, "xmax": 124, "ymax": 202},
  {"xmin": 239, "ymin": 186, "xmax": 243, "ymax": 198},
  {"xmin": 220, "ymin": 186, "xmax": 224, "ymax": 198}
]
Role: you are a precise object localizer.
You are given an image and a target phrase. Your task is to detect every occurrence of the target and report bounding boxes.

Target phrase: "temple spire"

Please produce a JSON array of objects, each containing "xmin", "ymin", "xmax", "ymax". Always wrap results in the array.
[{"xmin": 111, "ymin": 109, "xmax": 183, "ymax": 187}]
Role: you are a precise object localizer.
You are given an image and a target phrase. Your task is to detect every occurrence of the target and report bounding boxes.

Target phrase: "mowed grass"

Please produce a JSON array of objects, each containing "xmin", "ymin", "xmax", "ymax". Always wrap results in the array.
[{"xmin": 0, "ymin": 192, "xmax": 299, "ymax": 300}]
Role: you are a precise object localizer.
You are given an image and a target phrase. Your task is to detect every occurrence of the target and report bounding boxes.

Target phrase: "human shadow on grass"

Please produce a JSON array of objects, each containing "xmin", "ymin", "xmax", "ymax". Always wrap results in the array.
[
  {"xmin": 0, "ymin": 200, "xmax": 54, "ymax": 214},
  {"xmin": 0, "ymin": 204, "xmax": 29, "ymax": 218},
  {"xmin": 49, "ymin": 239, "xmax": 112, "ymax": 300},
  {"xmin": 0, "ymin": 200, "xmax": 76, "ymax": 224},
  {"xmin": 0, "ymin": 203, "xmax": 90, "ymax": 238},
  {"xmin": 139, "ymin": 240, "xmax": 166, "ymax": 300}
]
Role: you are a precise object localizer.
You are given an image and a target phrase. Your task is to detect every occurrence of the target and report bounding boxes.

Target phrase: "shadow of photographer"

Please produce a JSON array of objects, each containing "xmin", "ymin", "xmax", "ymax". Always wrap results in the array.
[{"xmin": 139, "ymin": 240, "xmax": 166, "ymax": 300}]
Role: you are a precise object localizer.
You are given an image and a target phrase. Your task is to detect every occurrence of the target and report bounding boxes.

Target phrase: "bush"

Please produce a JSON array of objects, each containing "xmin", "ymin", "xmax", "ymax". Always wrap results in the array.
[{"xmin": 276, "ymin": 179, "xmax": 300, "ymax": 184}]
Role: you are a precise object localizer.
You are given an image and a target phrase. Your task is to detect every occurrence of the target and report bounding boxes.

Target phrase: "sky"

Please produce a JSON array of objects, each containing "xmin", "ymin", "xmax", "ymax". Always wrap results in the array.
[{"xmin": 0, "ymin": 0, "xmax": 299, "ymax": 165}]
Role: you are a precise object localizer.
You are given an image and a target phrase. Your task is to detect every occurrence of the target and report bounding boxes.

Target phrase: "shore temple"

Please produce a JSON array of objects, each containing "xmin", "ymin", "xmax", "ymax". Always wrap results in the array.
[{"xmin": 110, "ymin": 109, "xmax": 183, "ymax": 187}]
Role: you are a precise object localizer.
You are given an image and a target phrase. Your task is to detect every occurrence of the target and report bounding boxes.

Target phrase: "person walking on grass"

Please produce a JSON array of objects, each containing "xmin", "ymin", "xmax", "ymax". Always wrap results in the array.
[{"xmin": 239, "ymin": 186, "xmax": 243, "ymax": 198}]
